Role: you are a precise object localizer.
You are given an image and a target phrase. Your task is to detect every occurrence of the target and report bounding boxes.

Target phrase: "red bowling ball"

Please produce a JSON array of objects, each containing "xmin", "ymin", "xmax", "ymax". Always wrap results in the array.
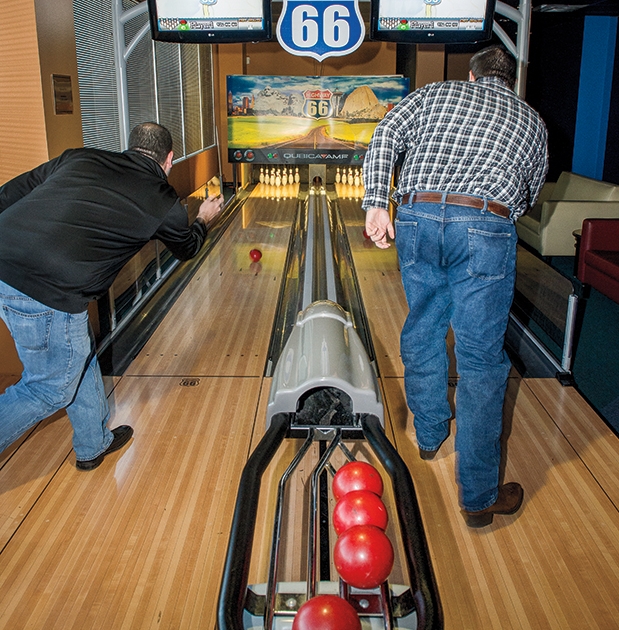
[
  {"xmin": 334, "ymin": 524, "xmax": 394, "ymax": 590},
  {"xmin": 292, "ymin": 594, "xmax": 361, "ymax": 630},
  {"xmin": 333, "ymin": 489, "xmax": 388, "ymax": 535},
  {"xmin": 332, "ymin": 461, "xmax": 384, "ymax": 501},
  {"xmin": 249, "ymin": 248, "xmax": 262, "ymax": 262}
]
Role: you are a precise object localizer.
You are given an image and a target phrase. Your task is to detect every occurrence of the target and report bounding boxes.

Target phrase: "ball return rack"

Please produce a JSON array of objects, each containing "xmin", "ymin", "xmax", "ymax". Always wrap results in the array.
[{"xmin": 217, "ymin": 187, "xmax": 442, "ymax": 629}]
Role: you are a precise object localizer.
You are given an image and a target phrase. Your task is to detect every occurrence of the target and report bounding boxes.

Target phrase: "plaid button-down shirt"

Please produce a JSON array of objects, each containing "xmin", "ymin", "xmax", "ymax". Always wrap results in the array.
[{"xmin": 362, "ymin": 77, "xmax": 548, "ymax": 220}]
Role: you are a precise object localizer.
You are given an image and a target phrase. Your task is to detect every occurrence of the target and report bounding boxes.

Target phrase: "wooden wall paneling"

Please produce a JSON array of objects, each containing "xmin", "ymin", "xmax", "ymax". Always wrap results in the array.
[{"xmin": 0, "ymin": 0, "xmax": 48, "ymax": 184}]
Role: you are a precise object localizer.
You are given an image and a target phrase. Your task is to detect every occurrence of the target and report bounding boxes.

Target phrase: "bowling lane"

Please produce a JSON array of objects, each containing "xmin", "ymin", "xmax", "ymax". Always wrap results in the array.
[
  {"xmin": 126, "ymin": 184, "xmax": 299, "ymax": 377},
  {"xmin": 0, "ymin": 185, "xmax": 300, "ymax": 629}
]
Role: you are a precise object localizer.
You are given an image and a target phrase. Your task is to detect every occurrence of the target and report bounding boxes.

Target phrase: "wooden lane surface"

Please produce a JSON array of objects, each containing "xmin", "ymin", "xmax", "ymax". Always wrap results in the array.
[
  {"xmin": 126, "ymin": 185, "xmax": 298, "ymax": 378},
  {"xmin": 3, "ymin": 189, "xmax": 619, "ymax": 628},
  {"xmin": 384, "ymin": 377, "xmax": 619, "ymax": 628},
  {"xmin": 0, "ymin": 375, "xmax": 262, "ymax": 629}
]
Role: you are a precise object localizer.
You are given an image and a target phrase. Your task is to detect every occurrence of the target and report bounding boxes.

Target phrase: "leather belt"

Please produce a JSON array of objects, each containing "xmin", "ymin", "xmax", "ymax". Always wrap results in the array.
[{"xmin": 400, "ymin": 192, "xmax": 511, "ymax": 219}]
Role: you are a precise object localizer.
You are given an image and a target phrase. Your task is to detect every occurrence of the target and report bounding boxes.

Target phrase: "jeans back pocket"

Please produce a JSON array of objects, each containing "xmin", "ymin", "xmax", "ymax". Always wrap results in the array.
[
  {"xmin": 467, "ymin": 227, "xmax": 513, "ymax": 281},
  {"xmin": 2, "ymin": 304, "xmax": 54, "ymax": 352}
]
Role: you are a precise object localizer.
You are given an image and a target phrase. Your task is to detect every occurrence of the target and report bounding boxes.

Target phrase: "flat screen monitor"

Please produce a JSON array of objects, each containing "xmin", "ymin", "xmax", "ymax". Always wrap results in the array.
[
  {"xmin": 370, "ymin": 0, "xmax": 496, "ymax": 45},
  {"xmin": 147, "ymin": 0, "xmax": 272, "ymax": 44}
]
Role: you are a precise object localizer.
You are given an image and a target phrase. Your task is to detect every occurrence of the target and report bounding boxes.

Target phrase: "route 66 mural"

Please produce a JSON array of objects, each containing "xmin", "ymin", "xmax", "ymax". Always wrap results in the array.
[{"xmin": 227, "ymin": 75, "xmax": 410, "ymax": 165}]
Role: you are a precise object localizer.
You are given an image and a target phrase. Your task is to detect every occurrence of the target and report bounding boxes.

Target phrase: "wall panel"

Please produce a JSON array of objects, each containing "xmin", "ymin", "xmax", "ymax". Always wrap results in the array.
[{"xmin": 0, "ymin": 0, "xmax": 48, "ymax": 184}]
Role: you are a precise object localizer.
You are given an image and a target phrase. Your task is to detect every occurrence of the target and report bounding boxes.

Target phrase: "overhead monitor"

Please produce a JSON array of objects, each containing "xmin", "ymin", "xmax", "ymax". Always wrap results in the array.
[
  {"xmin": 146, "ymin": 0, "xmax": 272, "ymax": 44},
  {"xmin": 370, "ymin": 0, "xmax": 496, "ymax": 45}
]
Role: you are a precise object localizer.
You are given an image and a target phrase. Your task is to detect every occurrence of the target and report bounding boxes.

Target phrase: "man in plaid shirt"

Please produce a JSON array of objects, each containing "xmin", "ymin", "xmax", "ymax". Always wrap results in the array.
[{"xmin": 362, "ymin": 45, "xmax": 548, "ymax": 527}]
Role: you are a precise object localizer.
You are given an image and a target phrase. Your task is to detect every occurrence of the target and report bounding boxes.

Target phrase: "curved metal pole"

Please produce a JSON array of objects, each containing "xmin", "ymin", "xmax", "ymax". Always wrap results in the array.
[
  {"xmin": 361, "ymin": 415, "xmax": 443, "ymax": 630},
  {"xmin": 495, "ymin": 0, "xmax": 532, "ymax": 98},
  {"xmin": 265, "ymin": 431, "xmax": 315, "ymax": 630},
  {"xmin": 217, "ymin": 414, "xmax": 289, "ymax": 630},
  {"xmin": 307, "ymin": 431, "xmax": 342, "ymax": 600}
]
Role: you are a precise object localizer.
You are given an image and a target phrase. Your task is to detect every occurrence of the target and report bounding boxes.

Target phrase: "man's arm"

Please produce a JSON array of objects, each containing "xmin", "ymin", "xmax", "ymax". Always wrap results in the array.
[
  {"xmin": 365, "ymin": 207, "xmax": 394, "ymax": 249},
  {"xmin": 154, "ymin": 195, "xmax": 223, "ymax": 260}
]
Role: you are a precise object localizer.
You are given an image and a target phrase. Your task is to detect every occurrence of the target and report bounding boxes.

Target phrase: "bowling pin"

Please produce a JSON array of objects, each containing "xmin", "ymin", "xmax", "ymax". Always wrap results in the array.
[
  {"xmin": 275, "ymin": 168, "xmax": 281, "ymax": 187},
  {"xmin": 354, "ymin": 169, "xmax": 360, "ymax": 187},
  {"xmin": 282, "ymin": 168, "xmax": 288, "ymax": 186},
  {"xmin": 335, "ymin": 167, "xmax": 341, "ymax": 184},
  {"xmin": 341, "ymin": 169, "xmax": 347, "ymax": 185},
  {"xmin": 294, "ymin": 167, "xmax": 300, "ymax": 184},
  {"xmin": 259, "ymin": 166, "xmax": 265, "ymax": 184},
  {"xmin": 270, "ymin": 169, "xmax": 275, "ymax": 186}
]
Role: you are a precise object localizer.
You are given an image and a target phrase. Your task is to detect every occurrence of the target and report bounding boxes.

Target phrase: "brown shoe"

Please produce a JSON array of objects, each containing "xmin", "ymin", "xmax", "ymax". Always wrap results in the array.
[{"xmin": 462, "ymin": 482, "xmax": 524, "ymax": 528}]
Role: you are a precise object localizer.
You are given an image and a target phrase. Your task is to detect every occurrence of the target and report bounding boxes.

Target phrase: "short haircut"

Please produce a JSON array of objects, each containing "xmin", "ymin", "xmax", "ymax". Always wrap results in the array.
[
  {"xmin": 128, "ymin": 122, "xmax": 173, "ymax": 165},
  {"xmin": 469, "ymin": 45, "xmax": 517, "ymax": 90}
]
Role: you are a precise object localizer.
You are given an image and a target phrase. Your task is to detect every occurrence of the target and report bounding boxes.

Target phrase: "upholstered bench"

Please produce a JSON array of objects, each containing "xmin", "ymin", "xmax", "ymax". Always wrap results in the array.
[{"xmin": 517, "ymin": 172, "xmax": 619, "ymax": 257}]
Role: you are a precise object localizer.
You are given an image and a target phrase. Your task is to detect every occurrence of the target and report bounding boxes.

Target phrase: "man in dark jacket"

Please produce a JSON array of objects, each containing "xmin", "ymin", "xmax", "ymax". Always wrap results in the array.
[{"xmin": 0, "ymin": 122, "xmax": 222, "ymax": 470}]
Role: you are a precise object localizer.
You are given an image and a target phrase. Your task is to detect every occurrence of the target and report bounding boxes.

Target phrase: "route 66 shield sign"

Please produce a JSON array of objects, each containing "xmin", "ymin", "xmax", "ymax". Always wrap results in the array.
[
  {"xmin": 302, "ymin": 89, "xmax": 334, "ymax": 119},
  {"xmin": 277, "ymin": 0, "xmax": 365, "ymax": 62}
]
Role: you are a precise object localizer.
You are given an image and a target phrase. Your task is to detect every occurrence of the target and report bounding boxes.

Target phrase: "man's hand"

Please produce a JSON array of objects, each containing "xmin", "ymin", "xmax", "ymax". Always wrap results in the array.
[
  {"xmin": 365, "ymin": 207, "xmax": 394, "ymax": 249},
  {"xmin": 197, "ymin": 194, "xmax": 223, "ymax": 223}
]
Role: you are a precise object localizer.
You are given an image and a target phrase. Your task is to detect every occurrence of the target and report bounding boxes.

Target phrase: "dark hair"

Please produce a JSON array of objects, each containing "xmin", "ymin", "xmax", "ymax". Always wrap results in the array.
[
  {"xmin": 128, "ymin": 122, "xmax": 173, "ymax": 165},
  {"xmin": 469, "ymin": 45, "xmax": 517, "ymax": 90}
]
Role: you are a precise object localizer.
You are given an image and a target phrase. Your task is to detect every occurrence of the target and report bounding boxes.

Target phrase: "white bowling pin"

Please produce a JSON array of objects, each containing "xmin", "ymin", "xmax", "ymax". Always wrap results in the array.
[
  {"xmin": 294, "ymin": 167, "xmax": 300, "ymax": 184},
  {"xmin": 335, "ymin": 167, "xmax": 341, "ymax": 184}
]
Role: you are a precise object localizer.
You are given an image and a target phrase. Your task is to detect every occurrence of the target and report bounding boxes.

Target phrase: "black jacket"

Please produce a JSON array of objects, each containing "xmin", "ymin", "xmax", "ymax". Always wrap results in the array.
[{"xmin": 0, "ymin": 148, "xmax": 207, "ymax": 313}]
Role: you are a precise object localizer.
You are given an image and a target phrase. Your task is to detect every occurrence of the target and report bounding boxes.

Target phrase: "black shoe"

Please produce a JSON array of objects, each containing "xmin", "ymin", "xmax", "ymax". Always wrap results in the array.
[
  {"xmin": 462, "ymin": 482, "xmax": 524, "ymax": 528},
  {"xmin": 76, "ymin": 425, "xmax": 134, "ymax": 471},
  {"xmin": 418, "ymin": 438, "xmax": 445, "ymax": 461},
  {"xmin": 419, "ymin": 447, "xmax": 439, "ymax": 461}
]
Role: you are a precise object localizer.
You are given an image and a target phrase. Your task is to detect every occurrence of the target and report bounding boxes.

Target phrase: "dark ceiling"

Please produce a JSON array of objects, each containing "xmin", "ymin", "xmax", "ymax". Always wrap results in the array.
[{"xmin": 528, "ymin": 1, "xmax": 619, "ymax": 15}]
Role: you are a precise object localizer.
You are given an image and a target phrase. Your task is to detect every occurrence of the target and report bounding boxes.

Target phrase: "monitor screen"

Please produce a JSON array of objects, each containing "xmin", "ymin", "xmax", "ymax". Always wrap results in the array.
[
  {"xmin": 370, "ymin": 0, "xmax": 496, "ymax": 44},
  {"xmin": 147, "ymin": 0, "xmax": 272, "ymax": 44}
]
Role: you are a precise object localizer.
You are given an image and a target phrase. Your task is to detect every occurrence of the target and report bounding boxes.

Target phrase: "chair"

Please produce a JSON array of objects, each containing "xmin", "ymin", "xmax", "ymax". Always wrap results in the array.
[
  {"xmin": 517, "ymin": 172, "xmax": 619, "ymax": 257},
  {"xmin": 577, "ymin": 219, "xmax": 619, "ymax": 304}
]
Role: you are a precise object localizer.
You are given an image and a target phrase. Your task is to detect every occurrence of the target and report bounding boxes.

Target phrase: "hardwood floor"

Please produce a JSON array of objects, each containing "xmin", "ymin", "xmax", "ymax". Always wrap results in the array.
[{"xmin": 1, "ymin": 190, "xmax": 618, "ymax": 629}]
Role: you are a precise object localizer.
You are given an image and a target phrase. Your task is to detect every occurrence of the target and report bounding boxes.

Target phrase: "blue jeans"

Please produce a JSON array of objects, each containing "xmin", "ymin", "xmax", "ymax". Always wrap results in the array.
[
  {"xmin": 0, "ymin": 280, "xmax": 112, "ymax": 461},
  {"xmin": 395, "ymin": 199, "xmax": 516, "ymax": 512}
]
